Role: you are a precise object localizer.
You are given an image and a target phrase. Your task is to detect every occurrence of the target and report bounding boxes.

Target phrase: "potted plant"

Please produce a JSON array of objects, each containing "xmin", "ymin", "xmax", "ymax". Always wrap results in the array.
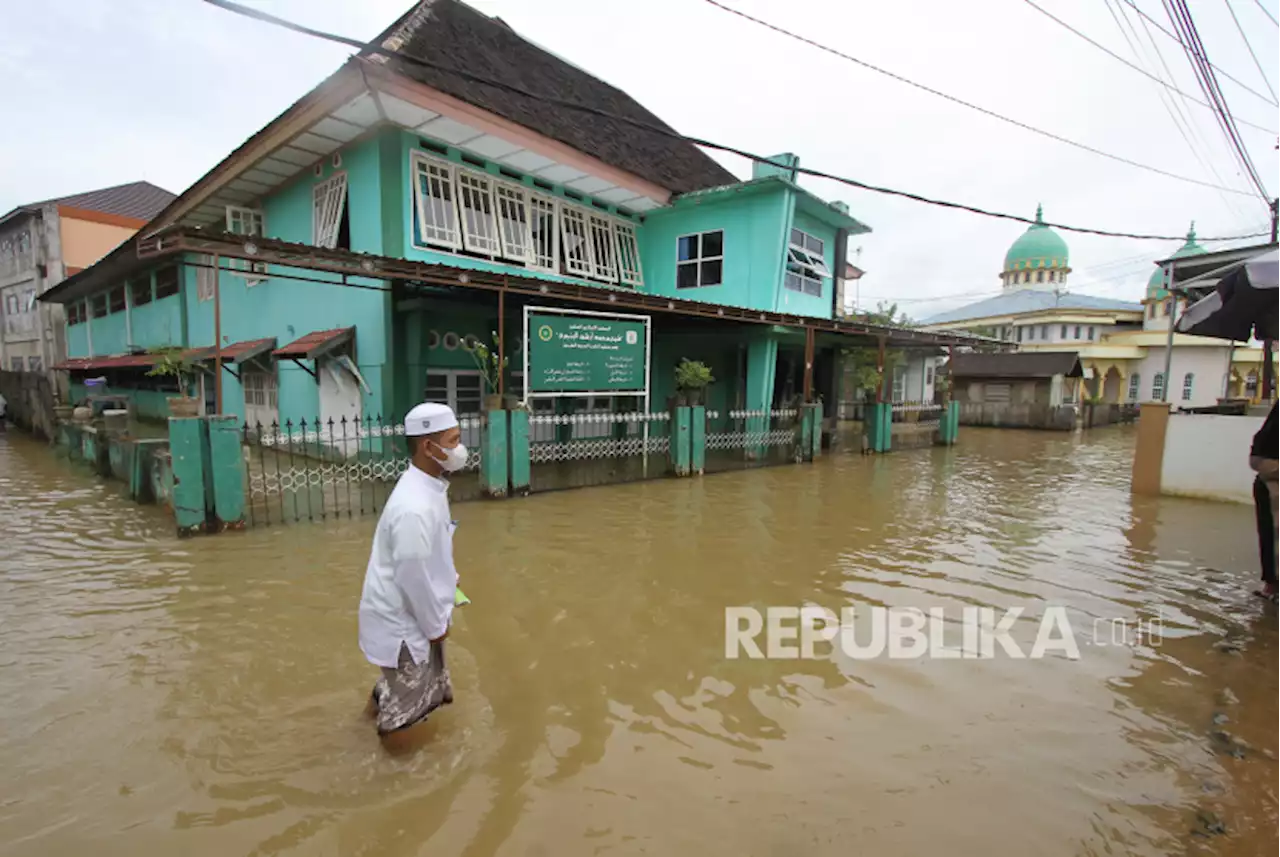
[
  {"xmin": 470, "ymin": 331, "xmax": 509, "ymax": 411},
  {"xmin": 674, "ymin": 358, "xmax": 714, "ymax": 406},
  {"xmin": 146, "ymin": 347, "xmax": 200, "ymax": 417}
]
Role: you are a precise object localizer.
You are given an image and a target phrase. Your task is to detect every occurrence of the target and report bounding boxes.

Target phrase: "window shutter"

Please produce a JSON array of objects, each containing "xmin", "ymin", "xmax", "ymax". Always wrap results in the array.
[
  {"xmin": 528, "ymin": 193, "xmax": 559, "ymax": 273},
  {"xmin": 614, "ymin": 220, "xmax": 643, "ymax": 286},
  {"xmin": 559, "ymin": 206, "xmax": 593, "ymax": 277},
  {"xmin": 412, "ymin": 155, "xmax": 461, "ymax": 249},
  {"xmin": 587, "ymin": 213, "xmax": 618, "ymax": 281},
  {"xmin": 494, "ymin": 184, "xmax": 533, "ymax": 263},
  {"xmin": 312, "ymin": 172, "xmax": 348, "ymax": 249},
  {"xmin": 456, "ymin": 171, "xmax": 500, "ymax": 255}
]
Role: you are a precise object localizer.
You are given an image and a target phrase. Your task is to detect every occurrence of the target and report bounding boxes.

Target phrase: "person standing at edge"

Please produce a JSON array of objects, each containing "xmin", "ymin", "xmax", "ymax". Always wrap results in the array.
[
  {"xmin": 358, "ymin": 402, "xmax": 469, "ymax": 735},
  {"xmin": 1249, "ymin": 402, "xmax": 1278, "ymax": 602}
]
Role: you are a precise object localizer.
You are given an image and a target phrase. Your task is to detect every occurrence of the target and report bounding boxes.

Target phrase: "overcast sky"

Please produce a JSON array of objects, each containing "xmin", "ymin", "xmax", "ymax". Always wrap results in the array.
[{"xmin": 1, "ymin": 0, "xmax": 1275, "ymax": 318}]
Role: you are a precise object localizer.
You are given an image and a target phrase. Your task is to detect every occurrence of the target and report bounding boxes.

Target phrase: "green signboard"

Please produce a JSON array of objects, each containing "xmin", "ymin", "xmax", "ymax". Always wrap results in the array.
[{"xmin": 526, "ymin": 311, "xmax": 648, "ymax": 393}]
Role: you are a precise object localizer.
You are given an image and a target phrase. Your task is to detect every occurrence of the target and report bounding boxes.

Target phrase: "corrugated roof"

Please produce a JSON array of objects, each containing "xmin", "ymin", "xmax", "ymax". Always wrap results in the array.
[
  {"xmin": 369, "ymin": 0, "xmax": 736, "ymax": 195},
  {"xmin": 922, "ymin": 290, "xmax": 1141, "ymax": 325},
  {"xmin": 948, "ymin": 351, "xmax": 1083, "ymax": 379},
  {"xmin": 274, "ymin": 327, "xmax": 354, "ymax": 359},
  {"xmin": 12, "ymin": 181, "xmax": 175, "ymax": 222}
]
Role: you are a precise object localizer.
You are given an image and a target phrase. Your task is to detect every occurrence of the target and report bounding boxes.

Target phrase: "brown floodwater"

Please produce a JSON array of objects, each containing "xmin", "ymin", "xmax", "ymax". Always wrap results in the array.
[{"xmin": 0, "ymin": 426, "xmax": 1275, "ymax": 856}]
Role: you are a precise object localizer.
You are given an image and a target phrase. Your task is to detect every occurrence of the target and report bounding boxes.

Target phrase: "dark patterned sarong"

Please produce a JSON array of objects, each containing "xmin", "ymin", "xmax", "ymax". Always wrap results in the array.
[{"xmin": 370, "ymin": 640, "xmax": 453, "ymax": 735}]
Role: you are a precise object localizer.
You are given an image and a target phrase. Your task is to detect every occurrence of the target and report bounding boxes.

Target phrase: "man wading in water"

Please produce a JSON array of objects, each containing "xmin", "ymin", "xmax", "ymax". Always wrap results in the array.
[
  {"xmin": 1249, "ymin": 404, "xmax": 1280, "ymax": 603},
  {"xmin": 358, "ymin": 402, "xmax": 467, "ymax": 735}
]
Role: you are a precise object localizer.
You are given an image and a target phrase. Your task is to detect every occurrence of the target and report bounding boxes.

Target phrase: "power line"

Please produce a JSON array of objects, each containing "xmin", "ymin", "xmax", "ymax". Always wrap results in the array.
[
  {"xmin": 1104, "ymin": 0, "xmax": 1258, "ymax": 225},
  {"xmin": 1222, "ymin": 0, "xmax": 1279, "ymax": 103},
  {"xmin": 1119, "ymin": 0, "xmax": 1279, "ymax": 105},
  {"xmin": 1019, "ymin": 0, "xmax": 1276, "ymax": 132},
  {"xmin": 1165, "ymin": 0, "xmax": 1270, "ymax": 200},
  {"xmin": 199, "ymin": 0, "xmax": 1272, "ymax": 243},
  {"xmin": 700, "ymin": 0, "xmax": 1262, "ymax": 196},
  {"xmin": 1251, "ymin": 0, "xmax": 1279, "ymax": 26}
]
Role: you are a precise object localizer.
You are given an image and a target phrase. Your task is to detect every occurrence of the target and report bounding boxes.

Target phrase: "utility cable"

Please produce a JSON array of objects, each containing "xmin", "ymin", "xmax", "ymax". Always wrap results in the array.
[
  {"xmin": 1020, "ymin": 0, "xmax": 1274, "ymax": 131},
  {"xmin": 1120, "ymin": 0, "xmax": 1278, "ymax": 105},
  {"xmin": 699, "ymin": 0, "xmax": 1265, "ymax": 195},
  {"xmin": 1251, "ymin": 0, "xmax": 1279, "ymax": 26},
  {"xmin": 1221, "ymin": 0, "xmax": 1278, "ymax": 104},
  {"xmin": 199, "ymin": 0, "xmax": 1273, "ymax": 242}
]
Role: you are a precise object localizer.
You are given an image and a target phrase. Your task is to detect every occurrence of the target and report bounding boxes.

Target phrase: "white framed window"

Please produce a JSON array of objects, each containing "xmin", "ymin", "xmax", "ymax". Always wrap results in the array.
[
  {"xmin": 494, "ymin": 183, "xmax": 533, "ymax": 263},
  {"xmin": 28, "ymin": 356, "xmax": 42, "ymax": 372},
  {"xmin": 676, "ymin": 230, "xmax": 724, "ymax": 289},
  {"xmin": 1181, "ymin": 372, "xmax": 1194, "ymax": 401},
  {"xmin": 785, "ymin": 228, "xmax": 829, "ymax": 296},
  {"xmin": 559, "ymin": 205, "xmax": 593, "ymax": 277},
  {"xmin": 1152, "ymin": 372, "xmax": 1165, "ymax": 401},
  {"xmin": 456, "ymin": 170, "xmax": 500, "ymax": 255},
  {"xmin": 242, "ymin": 370, "xmax": 279, "ymax": 427},
  {"xmin": 1128, "ymin": 373, "xmax": 1140, "ymax": 401},
  {"xmin": 225, "ymin": 206, "xmax": 267, "ymax": 285},
  {"xmin": 528, "ymin": 193, "xmax": 559, "ymax": 273},
  {"xmin": 196, "ymin": 254, "xmax": 215, "ymax": 303},
  {"xmin": 614, "ymin": 220, "xmax": 642, "ymax": 287},
  {"xmin": 587, "ymin": 213, "xmax": 618, "ymax": 281},
  {"xmin": 312, "ymin": 171, "xmax": 348, "ymax": 249},
  {"xmin": 412, "ymin": 153, "xmax": 461, "ymax": 249}
]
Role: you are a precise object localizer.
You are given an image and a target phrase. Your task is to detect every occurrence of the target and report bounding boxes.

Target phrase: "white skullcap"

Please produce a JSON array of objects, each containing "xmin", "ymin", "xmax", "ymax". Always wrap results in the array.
[{"xmin": 403, "ymin": 402, "xmax": 459, "ymax": 436}]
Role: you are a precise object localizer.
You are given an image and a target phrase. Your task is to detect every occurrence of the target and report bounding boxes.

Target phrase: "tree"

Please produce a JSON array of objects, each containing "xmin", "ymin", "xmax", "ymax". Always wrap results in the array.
[{"xmin": 840, "ymin": 301, "xmax": 909, "ymax": 402}]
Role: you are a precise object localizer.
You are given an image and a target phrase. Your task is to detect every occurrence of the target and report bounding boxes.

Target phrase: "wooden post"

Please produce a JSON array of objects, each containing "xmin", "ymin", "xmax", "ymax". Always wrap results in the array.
[
  {"xmin": 498, "ymin": 280, "xmax": 506, "ymax": 399},
  {"xmin": 212, "ymin": 253, "xmax": 222, "ymax": 415},
  {"xmin": 802, "ymin": 326, "xmax": 815, "ymax": 403}
]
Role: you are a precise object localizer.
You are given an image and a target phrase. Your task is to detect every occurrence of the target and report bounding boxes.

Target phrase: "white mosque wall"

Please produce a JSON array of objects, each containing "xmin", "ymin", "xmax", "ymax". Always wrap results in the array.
[
  {"xmin": 1133, "ymin": 346, "xmax": 1234, "ymax": 408},
  {"xmin": 1161, "ymin": 412, "xmax": 1265, "ymax": 504}
]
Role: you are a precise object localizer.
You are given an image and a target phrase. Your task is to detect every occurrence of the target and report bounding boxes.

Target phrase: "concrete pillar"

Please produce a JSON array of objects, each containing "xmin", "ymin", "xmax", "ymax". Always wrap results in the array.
[
  {"xmin": 809, "ymin": 400, "xmax": 823, "ymax": 460},
  {"xmin": 481, "ymin": 409, "xmax": 509, "ymax": 497},
  {"xmin": 690, "ymin": 404, "xmax": 706, "ymax": 474},
  {"xmin": 168, "ymin": 417, "xmax": 208, "ymax": 536},
  {"xmin": 745, "ymin": 335, "xmax": 778, "ymax": 457},
  {"xmin": 509, "ymin": 408, "xmax": 531, "ymax": 495},
  {"xmin": 1131, "ymin": 403, "xmax": 1171, "ymax": 496},
  {"xmin": 207, "ymin": 415, "xmax": 246, "ymax": 529},
  {"xmin": 670, "ymin": 405, "xmax": 691, "ymax": 476}
]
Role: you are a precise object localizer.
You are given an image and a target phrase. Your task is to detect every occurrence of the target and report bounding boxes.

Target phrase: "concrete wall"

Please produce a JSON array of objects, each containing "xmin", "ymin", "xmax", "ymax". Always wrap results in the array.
[
  {"xmin": 1160, "ymin": 412, "xmax": 1264, "ymax": 504},
  {"xmin": 1134, "ymin": 346, "xmax": 1233, "ymax": 408},
  {"xmin": 58, "ymin": 217, "xmax": 137, "ymax": 270},
  {"xmin": 958, "ymin": 401, "xmax": 1077, "ymax": 430}
]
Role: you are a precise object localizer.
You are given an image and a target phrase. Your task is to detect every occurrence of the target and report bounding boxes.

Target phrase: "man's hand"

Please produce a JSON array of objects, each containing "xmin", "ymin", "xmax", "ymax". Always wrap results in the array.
[{"xmin": 1250, "ymin": 456, "xmax": 1280, "ymax": 482}]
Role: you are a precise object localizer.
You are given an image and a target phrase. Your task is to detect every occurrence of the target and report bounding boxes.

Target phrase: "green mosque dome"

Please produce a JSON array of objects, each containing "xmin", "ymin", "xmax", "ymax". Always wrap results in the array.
[
  {"xmin": 1003, "ymin": 204, "xmax": 1070, "ymax": 271},
  {"xmin": 1146, "ymin": 222, "xmax": 1206, "ymax": 298}
]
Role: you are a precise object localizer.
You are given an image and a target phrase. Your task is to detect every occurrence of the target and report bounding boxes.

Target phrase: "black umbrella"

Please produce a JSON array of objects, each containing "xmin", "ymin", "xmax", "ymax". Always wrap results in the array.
[{"xmin": 1177, "ymin": 249, "xmax": 1279, "ymax": 341}]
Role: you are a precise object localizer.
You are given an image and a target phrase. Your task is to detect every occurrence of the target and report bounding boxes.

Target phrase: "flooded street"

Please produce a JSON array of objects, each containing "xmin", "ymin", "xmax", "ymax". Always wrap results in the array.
[{"xmin": 0, "ymin": 427, "xmax": 1275, "ymax": 856}]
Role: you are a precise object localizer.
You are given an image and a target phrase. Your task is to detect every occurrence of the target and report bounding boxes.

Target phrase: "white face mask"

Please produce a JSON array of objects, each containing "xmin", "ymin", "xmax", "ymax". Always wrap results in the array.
[{"xmin": 434, "ymin": 442, "xmax": 469, "ymax": 472}]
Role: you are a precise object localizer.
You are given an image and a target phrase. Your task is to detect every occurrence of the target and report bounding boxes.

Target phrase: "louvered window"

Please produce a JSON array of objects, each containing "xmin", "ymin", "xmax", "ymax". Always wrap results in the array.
[
  {"xmin": 494, "ymin": 184, "xmax": 532, "ymax": 263},
  {"xmin": 587, "ymin": 213, "xmax": 618, "ymax": 281},
  {"xmin": 528, "ymin": 193, "xmax": 559, "ymax": 273},
  {"xmin": 412, "ymin": 154, "xmax": 460, "ymax": 248},
  {"xmin": 559, "ymin": 206, "xmax": 593, "ymax": 277},
  {"xmin": 312, "ymin": 172, "xmax": 348, "ymax": 249},
  {"xmin": 456, "ymin": 171, "xmax": 500, "ymax": 255},
  {"xmin": 614, "ymin": 220, "xmax": 642, "ymax": 287}
]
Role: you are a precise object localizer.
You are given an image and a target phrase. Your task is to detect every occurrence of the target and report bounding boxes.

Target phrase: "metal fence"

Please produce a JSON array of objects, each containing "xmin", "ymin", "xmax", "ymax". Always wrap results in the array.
[
  {"xmin": 527, "ymin": 410, "xmax": 672, "ymax": 492},
  {"xmin": 703, "ymin": 408, "xmax": 801, "ymax": 473},
  {"xmin": 240, "ymin": 414, "xmax": 484, "ymax": 526}
]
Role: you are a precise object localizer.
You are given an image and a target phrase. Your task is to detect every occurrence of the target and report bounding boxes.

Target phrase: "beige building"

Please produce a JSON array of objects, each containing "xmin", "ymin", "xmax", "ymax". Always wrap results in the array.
[
  {"xmin": 920, "ymin": 214, "xmax": 1274, "ymax": 408},
  {"xmin": 0, "ymin": 181, "xmax": 173, "ymax": 376}
]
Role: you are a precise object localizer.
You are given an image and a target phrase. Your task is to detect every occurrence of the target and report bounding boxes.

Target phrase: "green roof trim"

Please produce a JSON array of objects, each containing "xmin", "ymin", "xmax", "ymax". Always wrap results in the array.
[{"xmin": 671, "ymin": 175, "xmax": 872, "ymax": 234}]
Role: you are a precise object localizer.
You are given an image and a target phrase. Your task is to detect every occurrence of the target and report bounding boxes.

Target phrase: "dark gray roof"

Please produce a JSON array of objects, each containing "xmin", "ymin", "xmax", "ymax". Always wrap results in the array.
[
  {"xmin": 16, "ymin": 181, "xmax": 175, "ymax": 221},
  {"xmin": 948, "ymin": 351, "xmax": 1083, "ymax": 379},
  {"xmin": 369, "ymin": 1, "xmax": 736, "ymax": 195},
  {"xmin": 923, "ymin": 289, "xmax": 1141, "ymax": 325}
]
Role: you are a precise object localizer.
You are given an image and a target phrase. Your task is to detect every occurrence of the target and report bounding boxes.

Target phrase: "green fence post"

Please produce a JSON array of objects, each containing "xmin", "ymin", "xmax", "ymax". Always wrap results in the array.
[
  {"xmin": 946, "ymin": 401, "xmax": 961, "ymax": 445},
  {"xmin": 671, "ymin": 406, "xmax": 691, "ymax": 476},
  {"xmin": 168, "ymin": 417, "xmax": 208, "ymax": 536},
  {"xmin": 881, "ymin": 404, "xmax": 894, "ymax": 453},
  {"xmin": 811, "ymin": 400, "xmax": 824, "ymax": 460},
  {"xmin": 509, "ymin": 408, "xmax": 531, "ymax": 495},
  {"xmin": 799, "ymin": 405, "xmax": 814, "ymax": 462},
  {"xmin": 482, "ymin": 410, "xmax": 509, "ymax": 497},
  {"xmin": 207, "ymin": 415, "xmax": 246, "ymax": 529},
  {"xmin": 690, "ymin": 405, "xmax": 706, "ymax": 474}
]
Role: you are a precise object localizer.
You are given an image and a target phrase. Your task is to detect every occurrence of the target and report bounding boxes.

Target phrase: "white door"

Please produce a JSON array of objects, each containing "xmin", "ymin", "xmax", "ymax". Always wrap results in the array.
[
  {"xmin": 241, "ymin": 369, "xmax": 279, "ymax": 428},
  {"xmin": 320, "ymin": 359, "xmax": 363, "ymax": 455},
  {"xmin": 424, "ymin": 369, "xmax": 483, "ymax": 448}
]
